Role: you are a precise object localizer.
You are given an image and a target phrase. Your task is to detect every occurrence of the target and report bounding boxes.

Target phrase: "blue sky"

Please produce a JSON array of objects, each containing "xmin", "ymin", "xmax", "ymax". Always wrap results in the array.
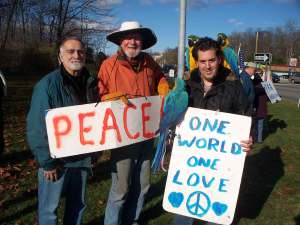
[{"xmin": 104, "ymin": 0, "xmax": 300, "ymax": 54}]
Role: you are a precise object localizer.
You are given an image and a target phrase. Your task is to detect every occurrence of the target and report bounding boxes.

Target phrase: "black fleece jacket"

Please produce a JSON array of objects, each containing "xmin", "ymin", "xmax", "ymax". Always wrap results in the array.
[{"xmin": 186, "ymin": 69, "xmax": 251, "ymax": 116}]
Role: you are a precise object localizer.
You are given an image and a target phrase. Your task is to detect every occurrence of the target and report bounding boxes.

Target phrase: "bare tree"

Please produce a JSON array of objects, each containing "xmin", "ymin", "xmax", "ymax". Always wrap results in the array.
[
  {"xmin": 1, "ymin": 0, "xmax": 19, "ymax": 49},
  {"xmin": 0, "ymin": 0, "xmax": 115, "ymax": 49},
  {"xmin": 229, "ymin": 21, "xmax": 300, "ymax": 64}
]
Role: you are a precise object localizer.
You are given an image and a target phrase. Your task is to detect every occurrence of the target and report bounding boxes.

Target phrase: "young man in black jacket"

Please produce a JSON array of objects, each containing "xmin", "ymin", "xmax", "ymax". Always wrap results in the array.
[{"xmin": 173, "ymin": 37, "xmax": 253, "ymax": 225}]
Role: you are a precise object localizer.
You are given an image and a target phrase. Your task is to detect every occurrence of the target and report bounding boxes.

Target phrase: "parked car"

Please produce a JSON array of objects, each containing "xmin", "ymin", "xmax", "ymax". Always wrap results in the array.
[
  {"xmin": 162, "ymin": 64, "xmax": 176, "ymax": 78},
  {"xmin": 280, "ymin": 74, "xmax": 290, "ymax": 83},
  {"xmin": 272, "ymin": 73, "xmax": 280, "ymax": 83},
  {"xmin": 289, "ymin": 73, "xmax": 300, "ymax": 84}
]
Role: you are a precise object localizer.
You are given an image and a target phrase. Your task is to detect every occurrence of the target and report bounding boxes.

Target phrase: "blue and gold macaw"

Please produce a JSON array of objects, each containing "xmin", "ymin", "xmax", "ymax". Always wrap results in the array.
[
  {"xmin": 151, "ymin": 78, "xmax": 189, "ymax": 173},
  {"xmin": 217, "ymin": 33, "xmax": 239, "ymax": 78},
  {"xmin": 186, "ymin": 35, "xmax": 200, "ymax": 72}
]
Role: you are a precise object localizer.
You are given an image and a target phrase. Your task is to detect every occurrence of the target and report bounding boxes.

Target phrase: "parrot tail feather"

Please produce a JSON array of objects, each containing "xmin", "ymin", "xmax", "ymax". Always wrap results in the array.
[{"xmin": 151, "ymin": 131, "xmax": 167, "ymax": 173}]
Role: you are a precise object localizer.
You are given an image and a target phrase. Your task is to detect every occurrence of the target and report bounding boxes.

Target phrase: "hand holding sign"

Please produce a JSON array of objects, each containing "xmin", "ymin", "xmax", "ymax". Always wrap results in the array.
[
  {"xmin": 46, "ymin": 96, "xmax": 163, "ymax": 158},
  {"xmin": 163, "ymin": 108, "xmax": 251, "ymax": 225}
]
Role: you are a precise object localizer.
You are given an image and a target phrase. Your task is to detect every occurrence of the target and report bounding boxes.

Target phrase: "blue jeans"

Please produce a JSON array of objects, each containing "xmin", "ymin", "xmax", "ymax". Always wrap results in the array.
[
  {"xmin": 256, "ymin": 118, "xmax": 264, "ymax": 143},
  {"xmin": 104, "ymin": 140, "xmax": 153, "ymax": 225},
  {"xmin": 173, "ymin": 215, "xmax": 194, "ymax": 225},
  {"xmin": 38, "ymin": 167, "xmax": 88, "ymax": 225},
  {"xmin": 173, "ymin": 214, "xmax": 221, "ymax": 225}
]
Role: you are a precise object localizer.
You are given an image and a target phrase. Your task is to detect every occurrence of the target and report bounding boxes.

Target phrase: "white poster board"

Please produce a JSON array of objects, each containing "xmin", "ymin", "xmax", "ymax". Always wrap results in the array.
[
  {"xmin": 163, "ymin": 108, "xmax": 251, "ymax": 225},
  {"xmin": 261, "ymin": 81, "xmax": 281, "ymax": 103},
  {"xmin": 45, "ymin": 96, "xmax": 163, "ymax": 158}
]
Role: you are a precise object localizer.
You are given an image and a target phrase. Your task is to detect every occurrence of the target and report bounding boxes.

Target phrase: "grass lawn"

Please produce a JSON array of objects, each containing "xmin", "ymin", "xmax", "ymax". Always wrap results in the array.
[{"xmin": 0, "ymin": 78, "xmax": 299, "ymax": 225}]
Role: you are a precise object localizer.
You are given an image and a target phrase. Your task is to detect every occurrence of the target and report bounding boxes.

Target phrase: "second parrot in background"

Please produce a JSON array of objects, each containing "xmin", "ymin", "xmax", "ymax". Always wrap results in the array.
[{"xmin": 217, "ymin": 33, "xmax": 240, "ymax": 78}]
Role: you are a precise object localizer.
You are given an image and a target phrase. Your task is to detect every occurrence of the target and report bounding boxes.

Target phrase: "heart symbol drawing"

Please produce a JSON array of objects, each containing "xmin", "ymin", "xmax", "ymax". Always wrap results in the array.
[
  {"xmin": 212, "ymin": 202, "xmax": 228, "ymax": 216},
  {"xmin": 168, "ymin": 192, "xmax": 184, "ymax": 208}
]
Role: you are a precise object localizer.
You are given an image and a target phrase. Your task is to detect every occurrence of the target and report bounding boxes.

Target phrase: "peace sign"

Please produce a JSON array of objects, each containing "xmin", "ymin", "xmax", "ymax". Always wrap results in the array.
[{"xmin": 186, "ymin": 191, "xmax": 211, "ymax": 217}]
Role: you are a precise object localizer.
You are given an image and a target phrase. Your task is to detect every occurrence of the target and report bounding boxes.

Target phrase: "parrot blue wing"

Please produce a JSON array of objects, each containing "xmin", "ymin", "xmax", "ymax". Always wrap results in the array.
[
  {"xmin": 223, "ymin": 47, "xmax": 240, "ymax": 78},
  {"xmin": 151, "ymin": 78, "xmax": 189, "ymax": 173},
  {"xmin": 151, "ymin": 129, "xmax": 168, "ymax": 173},
  {"xmin": 185, "ymin": 47, "xmax": 190, "ymax": 71}
]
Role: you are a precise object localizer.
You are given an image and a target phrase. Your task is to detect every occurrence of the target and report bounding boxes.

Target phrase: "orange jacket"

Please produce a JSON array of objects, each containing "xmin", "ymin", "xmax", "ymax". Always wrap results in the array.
[{"xmin": 98, "ymin": 51, "xmax": 166, "ymax": 99}]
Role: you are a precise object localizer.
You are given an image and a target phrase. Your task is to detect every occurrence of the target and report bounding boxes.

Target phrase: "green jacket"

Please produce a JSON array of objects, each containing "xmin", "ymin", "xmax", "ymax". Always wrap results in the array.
[{"xmin": 26, "ymin": 66, "xmax": 98, "ymax": 170}]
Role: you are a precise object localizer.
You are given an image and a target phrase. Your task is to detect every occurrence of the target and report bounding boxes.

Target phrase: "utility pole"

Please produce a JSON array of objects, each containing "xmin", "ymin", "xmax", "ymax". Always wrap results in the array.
[
  {"xmin": 255, "ymin": 31, "xmax": 259, "ymax": 54},
  {"xmin": 177, "ymin": 0, "xmax": 186, "ymax": 79}
]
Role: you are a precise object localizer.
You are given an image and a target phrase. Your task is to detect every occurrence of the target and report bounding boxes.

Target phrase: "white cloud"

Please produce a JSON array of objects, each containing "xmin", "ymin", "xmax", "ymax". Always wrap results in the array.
[
  {"xmin": 158, "ymin": 0, "xmax": 177, "ymax": 3},
  {"xmin": 228, "ymin": 18, "xmax": 237, "ymax": 23},
  {"xmin": 227, "ymin": 18, "xmax": 244, "ymax": 26},
  {"xmin": 103, "ymin": 0, "xmax": 123, "ymax": 4},
  {"xmin": 214, "ymin": 0, "xmax": 243, "ymax": 3},
  {"xmin": 186, "ymin": 0, "xmax": 243, "ymax": 9},
  {"xmin": 96, "ymin": 0, "xmax": 123, "ymax": 6},
  {"xmin": 138, "ymin": 0, "xmax": 246, "ymax": 8},
  {"xmin": 188, "ymin": 0, "xmax": 209, "ymax": 8},
  {"xmin": 141, "ymin": 0, "xmax": 298, "ymax": 7}
]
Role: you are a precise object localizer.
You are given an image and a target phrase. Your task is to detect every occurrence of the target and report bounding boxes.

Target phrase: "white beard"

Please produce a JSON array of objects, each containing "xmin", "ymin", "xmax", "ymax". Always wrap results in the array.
[
  {"xmin": 68, "ymin": 61, "xmax": 84, "ymax": 71},
  {"xmin": 124, "ymin": 48, "xmax": 141, "ymax": 58}
]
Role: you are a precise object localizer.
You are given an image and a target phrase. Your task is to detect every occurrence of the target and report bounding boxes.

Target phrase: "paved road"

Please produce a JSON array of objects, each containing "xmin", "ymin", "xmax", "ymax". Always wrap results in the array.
[{"xmin": 274, "ymin": 83, "xmax": 300, "ymax": 102}]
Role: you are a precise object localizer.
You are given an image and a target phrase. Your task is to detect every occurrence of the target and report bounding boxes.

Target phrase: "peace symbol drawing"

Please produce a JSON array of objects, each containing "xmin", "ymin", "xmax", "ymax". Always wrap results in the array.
[{"xmin": 186, "ymin": 191, "xmax": 211, "ymax": 217}]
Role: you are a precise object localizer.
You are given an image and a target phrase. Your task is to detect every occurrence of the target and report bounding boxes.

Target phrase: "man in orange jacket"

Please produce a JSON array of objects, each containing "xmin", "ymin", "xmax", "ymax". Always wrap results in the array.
[{"xmin": 98, "ymin": 21, "xmax": 169, "ymax": 225}]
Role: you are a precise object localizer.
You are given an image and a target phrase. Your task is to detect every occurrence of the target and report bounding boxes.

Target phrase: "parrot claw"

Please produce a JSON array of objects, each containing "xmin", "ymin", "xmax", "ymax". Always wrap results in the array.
[{"xmin": 101, "ymin": 92, "xmax": 129, "ymax": 105}]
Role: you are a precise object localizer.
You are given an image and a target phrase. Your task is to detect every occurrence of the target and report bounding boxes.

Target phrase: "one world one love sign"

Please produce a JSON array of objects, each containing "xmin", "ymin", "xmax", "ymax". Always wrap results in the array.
[
  {"xmin": 163, "ymin": 108, "xmax": 251, "ymax": 225},
  {"xmin": 45, "ymin": 96, "xmax": 163, "ymax": 158}
]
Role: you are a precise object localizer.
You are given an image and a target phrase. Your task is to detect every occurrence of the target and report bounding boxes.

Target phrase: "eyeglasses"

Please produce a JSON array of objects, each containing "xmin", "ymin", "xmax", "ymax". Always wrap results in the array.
[{"xmin": 63, "ymin": 49, "xmax": 85, "ymax": 55}]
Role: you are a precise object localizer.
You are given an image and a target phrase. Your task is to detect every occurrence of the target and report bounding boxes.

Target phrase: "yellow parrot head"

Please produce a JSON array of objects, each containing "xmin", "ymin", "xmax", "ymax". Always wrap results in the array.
[
  {"xmin": 217, "ymin": 33, "xmax": 229, "ymax": 48},
  {"xmin": 188, "ymin": 35, "xmax": 200, "ymax": 47}
]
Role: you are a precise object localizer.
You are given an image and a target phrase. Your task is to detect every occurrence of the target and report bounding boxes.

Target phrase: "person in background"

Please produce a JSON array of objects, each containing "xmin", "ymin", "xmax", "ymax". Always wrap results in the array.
[
  {"xmin": 239, "ymin": 62, "xmax": 256, "ymax": 109},
  {"xmin": 27, "ymin": 36, "xmax": 98, "ymax": 225},
  {"xmin": 252, "ymin": 69, "xmax": 268, "ymax": 143},
  {"xmin": 173, "ymin": 37, "xmax": 253, "ymax": 225},
  {"xmin": 261, "ymin": 65, "xmax": 272, "ymax": 82},
  {"xmin": 98, "ymin": 21, "xmax": 169, "ymax": 225}
]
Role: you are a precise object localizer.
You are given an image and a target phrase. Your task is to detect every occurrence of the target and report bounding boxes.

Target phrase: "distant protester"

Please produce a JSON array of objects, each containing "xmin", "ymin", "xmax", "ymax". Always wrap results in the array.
[
  {"xmin": 252, "ymin": 71, "xmax": 268, "ymax": 143},
  {"xmin": 239, "ymin": 62, "xmax": 256, "ymax": 109},
  {"xmin": 26, "ymin": 36, "xmax": 98, "ymax": 225}
]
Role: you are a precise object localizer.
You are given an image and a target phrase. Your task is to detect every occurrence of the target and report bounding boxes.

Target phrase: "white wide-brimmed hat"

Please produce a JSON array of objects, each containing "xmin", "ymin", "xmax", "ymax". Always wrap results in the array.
[
  {"xmin": 245, "ymin": 62, "xmax": 257, "ymax": 68},
  {"xmin": 107, "ymin": 21, "xmax": 157, "ymax": 50}
]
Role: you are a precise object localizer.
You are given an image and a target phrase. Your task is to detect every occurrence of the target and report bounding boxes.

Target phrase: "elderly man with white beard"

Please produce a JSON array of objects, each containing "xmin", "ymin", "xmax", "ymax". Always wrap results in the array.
[
  {"xmin": 27, "ymin": 36, "xmax": 98, "ymax": 225},
  {"xmin": 98, "ymin": 21, "xmax": 169, "ymax": 225}
]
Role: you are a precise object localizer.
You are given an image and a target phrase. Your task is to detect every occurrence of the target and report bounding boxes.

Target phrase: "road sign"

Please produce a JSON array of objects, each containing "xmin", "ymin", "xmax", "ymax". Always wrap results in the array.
[{"xmin": 254, "ymin": 53, "xmax": 272, "ymax": 64}]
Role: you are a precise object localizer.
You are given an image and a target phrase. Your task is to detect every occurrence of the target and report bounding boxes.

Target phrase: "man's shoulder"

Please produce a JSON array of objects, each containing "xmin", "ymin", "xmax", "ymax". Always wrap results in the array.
[
  {"xmin": 240, "ymin": 70, "xmax": 250, "ymax": 78},
  {"xmin": 99, "ymin": 54, "xmax": 119, "ymax": 73},
  {"xmin": 34, "ymin": 69, "xmax": 61, "ymax": 90},
  {"xmin": 222, "ymin": 79, "xmax": 243, "ymax": 94},
  {"xmin": 102, "ymin": 54, "xmax": 118, "ymax": 65}
]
